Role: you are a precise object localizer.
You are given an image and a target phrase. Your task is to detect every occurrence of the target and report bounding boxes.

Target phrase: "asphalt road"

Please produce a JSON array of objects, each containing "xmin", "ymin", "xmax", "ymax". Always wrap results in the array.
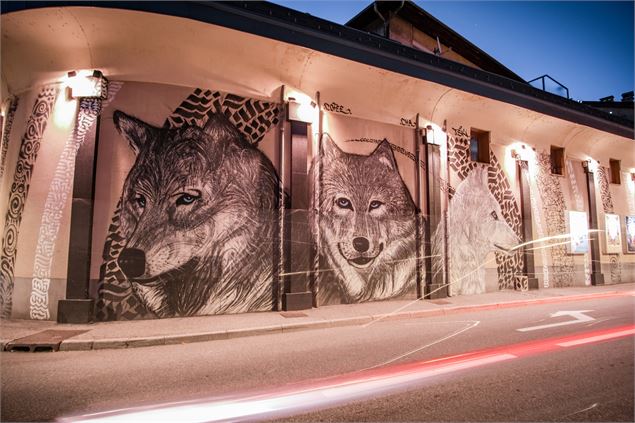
[{"xmin": 1, "ymin": 294, "xmax": 633, "ymax": 422}]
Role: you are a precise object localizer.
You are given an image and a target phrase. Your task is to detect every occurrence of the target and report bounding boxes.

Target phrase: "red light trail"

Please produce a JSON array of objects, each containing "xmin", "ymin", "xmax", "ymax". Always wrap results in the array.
[{"xmin": 62, "ymin": 324, "xmax": 635, "ymax": 423}]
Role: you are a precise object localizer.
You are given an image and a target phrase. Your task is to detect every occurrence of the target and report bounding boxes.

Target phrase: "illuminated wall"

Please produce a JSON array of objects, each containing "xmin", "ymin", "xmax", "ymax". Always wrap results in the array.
[{"xmin": 0, "ymin": 79, "xmax": 633, "ymax": 321}]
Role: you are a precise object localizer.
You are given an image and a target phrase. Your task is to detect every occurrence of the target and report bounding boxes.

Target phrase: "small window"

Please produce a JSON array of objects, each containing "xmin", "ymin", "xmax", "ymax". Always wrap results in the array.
[
  {"xmin": 609, "ymin": 159, "xmax": 621, "ymax": 184},
  {"xmin": 469, "ymin": 128, "xmax": 490, "ymax": 163},
  {"xmin": 550, "ymin": 146, "xmax": 565, "ymax": 175}
]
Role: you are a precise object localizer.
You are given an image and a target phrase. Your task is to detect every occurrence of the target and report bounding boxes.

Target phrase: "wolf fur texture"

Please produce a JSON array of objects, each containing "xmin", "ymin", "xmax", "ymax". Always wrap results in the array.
[
  {"xmin": 113, "ymin": 110, "xmax": 278, "ymax": 317},
  {"xmin": 311, "ymin": 136, "xmax": 417, "ymax": 304},
  {"xmin": 432, "ymin": 167, "xmax": 519, "ymax": 296}
]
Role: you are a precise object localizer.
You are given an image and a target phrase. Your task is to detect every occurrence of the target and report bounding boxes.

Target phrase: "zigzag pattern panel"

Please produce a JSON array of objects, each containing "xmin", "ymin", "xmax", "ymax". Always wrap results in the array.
[
  {"xmin": 165, "ymin": 89, "xmax": 280, "ymax": 145},
  {"xmin": 0, "ymin": 87, "xmax": 57, "ymax": 318},
  {"xmin": 0, "ymin": 97, "xmax": 19, "ymax": 179},
  {"xmin": 96, "ymin": 87, "xmax": 281, "ymax": 321},
  {"xmin": 488, "ymin": 152, "xmax": 524, "ymax": 290},
  {"xmin": 536, "ymin": 152, "xmax": 574, "ymax": 287},
  {"xmin": 597, "ymin": 166, "xmax": 621, "ymax": 284},
  {"xmin": 597, "ymin": 166, "xmax": 614, "ymax": 214}
]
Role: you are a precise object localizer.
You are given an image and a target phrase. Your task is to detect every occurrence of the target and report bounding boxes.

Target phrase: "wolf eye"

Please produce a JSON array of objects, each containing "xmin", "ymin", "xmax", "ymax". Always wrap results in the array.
[
  {"xmin": 491, "ymin": 210, "xmax": 499, "ymax": 220},
  {"xmin": 134, "ymin": 194, "xmax": 146, "ymax": 209},
  {"xmin": 369, "ymin": 200, "xmax": 383, "ymax": 211},
  {"xmin": 176, "ymin": 193, "xmax": 200, "ymax": 206},
  {"xmin": 336, "ymin": 197, "xmax": 353, "ymax": 210}
]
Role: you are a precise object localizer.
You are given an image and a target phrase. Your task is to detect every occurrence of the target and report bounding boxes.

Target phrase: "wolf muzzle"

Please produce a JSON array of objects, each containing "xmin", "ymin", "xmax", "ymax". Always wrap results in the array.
[{"xmin": 118, "ymin": 248, "xmax": 146, "ymax": 279}]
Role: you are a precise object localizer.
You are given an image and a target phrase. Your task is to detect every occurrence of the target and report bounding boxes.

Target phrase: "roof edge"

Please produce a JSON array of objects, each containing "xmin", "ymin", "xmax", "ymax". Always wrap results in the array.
[{"xmin": 2, "ymin": 0, "xmax": 633, "ymax": 139}]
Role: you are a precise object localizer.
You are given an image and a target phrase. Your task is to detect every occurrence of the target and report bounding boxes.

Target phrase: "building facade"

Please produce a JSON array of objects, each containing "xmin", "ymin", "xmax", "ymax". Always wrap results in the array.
[{"xmin": 1, "ymin": 1, "xmax": 633, "ymax": 323}]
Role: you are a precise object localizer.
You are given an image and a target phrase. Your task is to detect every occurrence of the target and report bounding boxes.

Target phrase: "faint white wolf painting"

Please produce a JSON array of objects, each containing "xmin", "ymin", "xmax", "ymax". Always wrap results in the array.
[
  {"xmin": 311, "ymin": 136, "xmax": 417, "ymax": 304},
  {"xmin": 433, "ymin": 167, "xmax": 518, "ymax": 296}
]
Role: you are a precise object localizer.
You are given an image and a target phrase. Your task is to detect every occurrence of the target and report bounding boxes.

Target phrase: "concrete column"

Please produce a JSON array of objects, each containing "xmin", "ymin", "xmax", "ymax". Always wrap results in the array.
[
  {"xmin": 422, "ymin": 130, "xmax": 447, "ymax": 299},
  {"xmin": 517, "ymin": 160, "xmax": 539, "ymax": 290},
  {"xmin": 57, "ymin": 102, "xmax": 101, "ymax": 323},
  {"xmin": 583, "ymin": 164, "xmax": 605, "ymax": 285},
  {"xmin": 281, "ymin": 121, "xmax": 313, "ymax": 310}
]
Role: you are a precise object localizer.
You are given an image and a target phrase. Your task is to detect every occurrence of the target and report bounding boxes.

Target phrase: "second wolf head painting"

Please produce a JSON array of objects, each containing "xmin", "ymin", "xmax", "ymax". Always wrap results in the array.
[{"xmin": 106, "ymin": 91, "xmax": 518, "ymax": 319}]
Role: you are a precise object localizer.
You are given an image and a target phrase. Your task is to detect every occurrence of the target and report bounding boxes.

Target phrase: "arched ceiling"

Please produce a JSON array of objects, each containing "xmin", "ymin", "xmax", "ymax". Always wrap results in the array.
[{"xmin": 2, "ymin": 6, "xmax": 633, "ymax": 168}]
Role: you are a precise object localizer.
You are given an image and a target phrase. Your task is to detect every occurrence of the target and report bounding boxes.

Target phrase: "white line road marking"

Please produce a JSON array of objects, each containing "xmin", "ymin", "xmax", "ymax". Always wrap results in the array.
[{"xmin": 516, "ymin": 310, "xmax": 595, "ymax": 332}]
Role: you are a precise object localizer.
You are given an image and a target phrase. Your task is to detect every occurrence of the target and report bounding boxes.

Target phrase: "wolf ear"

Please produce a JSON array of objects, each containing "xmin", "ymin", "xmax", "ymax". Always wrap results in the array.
[
  {"xmin": 321, "ymin": 134, "xmax": 344, "ymax": 160},
  {"xmin": 203, "ymin": 112, "xmax": 228, "ymax": 134},
  {"xmin": 465, "ymin": 167, "xmax": 489, "ymax": 190},
  {"xmin": 372, "ymin": 139, "xmax": 397, "ymax": 171},
  {"xmin": 475, "ymin": 166, "xmax": 489, "ymax": 186},
  {"xmin": 113, "ymin": 110, "xmax": 158, "ymax": 155}
]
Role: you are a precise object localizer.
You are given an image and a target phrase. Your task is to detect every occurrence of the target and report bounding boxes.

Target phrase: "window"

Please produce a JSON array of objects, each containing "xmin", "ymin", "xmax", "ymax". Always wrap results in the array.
[
  {"xmin": 469, "ymin": 128, "xmax": 490, "ymax": 163},
  {"xmin": 609, "ymin": 159, "xmax": 621, "ymax": 184},
  {"xmin": 550, "ymin": 146, "xmax": 565, "ymax": 175}
]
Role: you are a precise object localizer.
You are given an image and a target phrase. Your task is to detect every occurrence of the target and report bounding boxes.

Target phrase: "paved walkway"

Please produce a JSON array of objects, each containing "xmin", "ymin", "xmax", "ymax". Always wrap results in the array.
[{"xmin": 2, "ymin": 283, "xmax": 633, "ymax": 352}]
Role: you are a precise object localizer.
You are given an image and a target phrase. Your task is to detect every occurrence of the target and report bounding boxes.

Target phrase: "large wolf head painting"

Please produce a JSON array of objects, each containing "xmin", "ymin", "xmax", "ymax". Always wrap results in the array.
[
  {"xmin": 433, "ymin": 167, "xmax": 519, "ymax": 296},
  {"xmin": 311, "ymin": 137, "xmax": 417, "ymax": 304},
  {"xmin": 113, "ymin": 110, "xmax": 278, "ymax": 317}
]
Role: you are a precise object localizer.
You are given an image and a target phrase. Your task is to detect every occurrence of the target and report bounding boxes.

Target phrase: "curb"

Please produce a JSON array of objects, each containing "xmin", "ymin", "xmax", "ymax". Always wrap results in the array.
[{"xmin": 4, "ymin": 290, "xmax": 630, "ymax": 353}]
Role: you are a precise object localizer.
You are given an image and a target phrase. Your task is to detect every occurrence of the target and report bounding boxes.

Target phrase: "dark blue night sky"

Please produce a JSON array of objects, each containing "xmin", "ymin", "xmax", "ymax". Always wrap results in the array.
[{"xmin": 271, "ymin": 1, "xmax": 634, "ymax": 102}]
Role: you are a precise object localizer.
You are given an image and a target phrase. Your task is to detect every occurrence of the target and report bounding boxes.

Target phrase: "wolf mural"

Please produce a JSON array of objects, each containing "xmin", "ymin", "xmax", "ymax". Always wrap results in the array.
[
  {"xmin": 311, "ymin": 136, "xmax": 417, "ymax": 304},
  {"xmin": 433, "ymin": 167, "xmax": 519, "ymax": 296},
  {"xmin": 112, "ymin": 110, "xmax": 279, "ymax": 317}
]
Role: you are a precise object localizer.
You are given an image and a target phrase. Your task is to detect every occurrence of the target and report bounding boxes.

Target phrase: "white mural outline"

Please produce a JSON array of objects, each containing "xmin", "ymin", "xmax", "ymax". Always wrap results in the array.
[
  {"xmin": 0, "ymin": 86, "xmax": 57, "ymax": 318},
  {"xmin": 29, "ymin": 83, "xmax": 123, "ymax": 320}
]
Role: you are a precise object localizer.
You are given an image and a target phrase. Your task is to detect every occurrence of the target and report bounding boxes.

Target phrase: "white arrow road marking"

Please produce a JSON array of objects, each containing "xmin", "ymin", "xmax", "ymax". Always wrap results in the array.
[{"xmin": 516, "ymin": 310, "xmax": 595, "ymax": 332}]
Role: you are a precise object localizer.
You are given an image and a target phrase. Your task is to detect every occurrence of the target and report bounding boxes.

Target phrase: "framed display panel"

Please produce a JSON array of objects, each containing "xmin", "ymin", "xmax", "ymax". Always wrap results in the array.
[
  {"xmin": 626, "ymin": 215, "xmax": 635, "ymax": 254},
  {"xmin": 603, "ymin": 213, "xmax": 621, "ymax": 254},
  {"xmin": 567, "ymin": 210, "xmax": 589, "ymax": 254}
]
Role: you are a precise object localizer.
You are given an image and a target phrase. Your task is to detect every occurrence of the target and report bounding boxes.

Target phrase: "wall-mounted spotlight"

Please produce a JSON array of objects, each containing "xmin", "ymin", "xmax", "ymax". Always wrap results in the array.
[
  {"xmin": 423, "ymin": 125, "xmax": 438, "ymax": 145},
  {"xmin": 631, "ymin": 172, "xmax": 635, "ymax": 182},
  {"xmin": 287, "ymin": 97, "xmax": 317, "ymax": 124},
  {"xmin": 582, "ymin": 158, "xmax": 599, "ymax": 173},
  {"xmin": 66, "ymin": 70, "xmax": 108, "ymax": 100}
]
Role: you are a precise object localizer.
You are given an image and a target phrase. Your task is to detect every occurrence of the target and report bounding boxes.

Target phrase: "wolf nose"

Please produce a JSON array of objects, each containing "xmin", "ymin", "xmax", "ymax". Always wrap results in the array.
[
  {"xmin": 352, "ymin": 237, "xmax": 370, "ymax": 252},
  {"xmin": 118, "ymin": 248, "xmax": 146, "ymax": 279}
]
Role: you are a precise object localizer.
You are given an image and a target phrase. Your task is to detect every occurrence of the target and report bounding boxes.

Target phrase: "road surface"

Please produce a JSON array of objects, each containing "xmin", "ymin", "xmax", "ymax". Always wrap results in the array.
[{"xmin": 1, "ymin": 292, "xmax": 633, "ymax": 422}]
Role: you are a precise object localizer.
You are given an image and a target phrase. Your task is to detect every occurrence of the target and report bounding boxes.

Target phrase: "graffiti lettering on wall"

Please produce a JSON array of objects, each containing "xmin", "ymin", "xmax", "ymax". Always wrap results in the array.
[
  {"xmin": 312, "ymin": 136, "xmax": 417, "ymax": 303},
  {"xmin": 451, "ymin": 125, "xmax": 469, "ymax": 138},
  {"xmin": 433, "ymin": 168, "xmax": 518, "ymax": 296},
  {"xmin": 97, "ymin": 88, "xmax": 281, "ymax": 320},
  {"xmin": 345, "ymin": 137, "xmax": 425, "ymax": 171},
  {"xmin": 0, "ymin": 87, "xmax": 57, "ymax": 318},
  {"xmin": 323, "ymin": 102, "xmax": 352, "ymax": 115},
  {"xmin": 399, "ymin": 118, "xmax": 417, "ymax": 128}
]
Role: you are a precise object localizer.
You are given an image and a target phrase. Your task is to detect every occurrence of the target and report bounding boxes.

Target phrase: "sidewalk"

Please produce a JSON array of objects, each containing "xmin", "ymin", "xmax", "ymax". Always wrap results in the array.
[{"xmin": 2, "ymin": 283, "xmax": 633, "ymax": 352}]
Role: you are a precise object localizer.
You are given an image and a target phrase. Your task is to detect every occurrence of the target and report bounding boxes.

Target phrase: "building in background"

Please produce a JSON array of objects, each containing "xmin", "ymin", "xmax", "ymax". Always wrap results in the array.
[{"xmin": 1, "ymin": 1, "xmax": 633, "ymax": 324}]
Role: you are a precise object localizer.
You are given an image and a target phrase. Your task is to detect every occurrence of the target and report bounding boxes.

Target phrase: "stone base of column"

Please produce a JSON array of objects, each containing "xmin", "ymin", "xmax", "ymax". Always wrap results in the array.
[
  {"xmin": 424, "ymin": 283, "xmax": 448, "ymax": 299},
  {"xmin": 57, "ymin": 299, "xmax": 94, "ymax": 323},
  {"xmin": 282, "ymin": 292, "xmax": 313, "ymax": 311},
  {"xmin": 590, "ymin": 273, "xmax": 605, "ymax": 286}
]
